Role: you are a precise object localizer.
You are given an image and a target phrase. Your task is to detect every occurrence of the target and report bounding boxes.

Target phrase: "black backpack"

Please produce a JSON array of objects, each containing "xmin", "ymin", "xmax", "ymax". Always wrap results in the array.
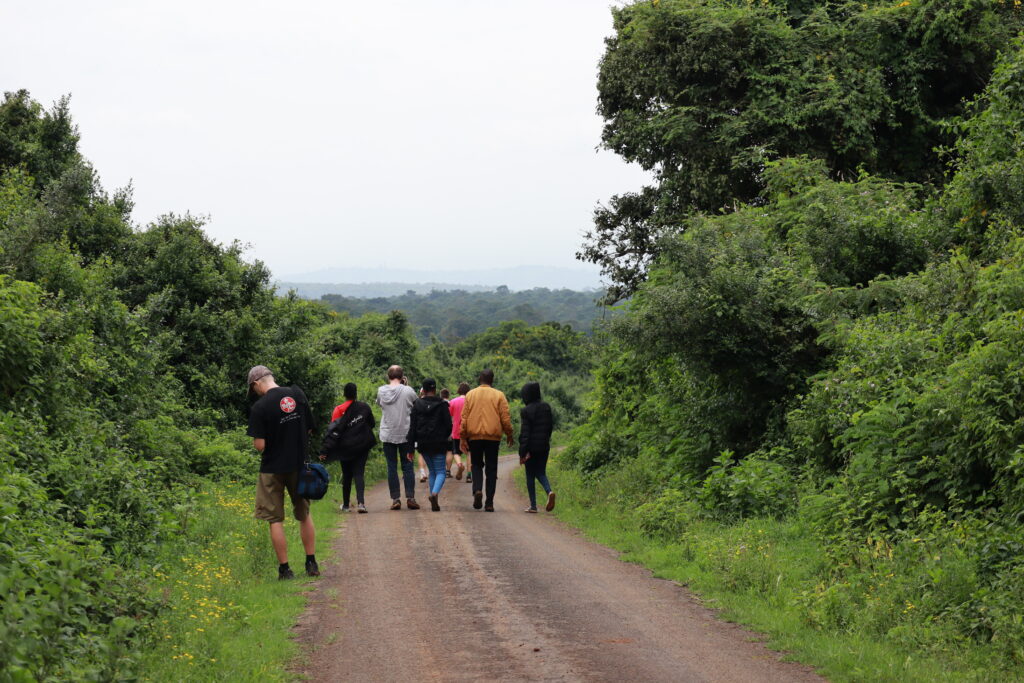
[{"xmin": 321, "ymin": 402, "xmax": 376, "ymax": 460}]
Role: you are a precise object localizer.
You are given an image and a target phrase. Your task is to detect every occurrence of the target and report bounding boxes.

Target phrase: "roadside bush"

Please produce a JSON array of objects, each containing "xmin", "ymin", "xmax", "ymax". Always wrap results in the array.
[
  {"xmin": 637, "ymin": 488, "xmax": 701, "ymax": 539},
  {"xmin": 699, "ymin": 451, "xmax": 796, "ymax": 519}
]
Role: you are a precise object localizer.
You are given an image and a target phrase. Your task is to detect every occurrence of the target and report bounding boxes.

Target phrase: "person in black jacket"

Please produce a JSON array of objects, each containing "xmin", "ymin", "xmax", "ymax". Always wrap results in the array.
[
  {"xmin": 519, "ymin": 381, "xmax": 555, "ymax": 513},
  {"xmin": 320, "ymin": 383, "xmax": 376, "ymax": 513},
  {"xmin": 409, "ymin": 378, "xmax": 453, "ymax": 511}
]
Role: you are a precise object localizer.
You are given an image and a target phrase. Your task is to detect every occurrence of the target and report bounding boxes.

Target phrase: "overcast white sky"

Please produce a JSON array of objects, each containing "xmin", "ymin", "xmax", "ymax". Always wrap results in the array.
[{"xmin": 1, "ymin": 1, "xmax": 648, "ymax": 281}]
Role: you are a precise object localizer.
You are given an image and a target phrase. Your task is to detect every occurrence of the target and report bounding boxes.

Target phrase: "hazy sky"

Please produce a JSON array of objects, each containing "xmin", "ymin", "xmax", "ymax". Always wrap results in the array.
[{"xmin": 1, "ymin": 1, "xmax": 649, "ymax": 281}]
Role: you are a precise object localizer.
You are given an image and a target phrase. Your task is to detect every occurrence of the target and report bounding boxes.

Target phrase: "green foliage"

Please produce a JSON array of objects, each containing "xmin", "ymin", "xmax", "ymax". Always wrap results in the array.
[
  {"xmin": 0, "ymin": 92, "xmax": 355, "ymax": 680},
  {"xmin": 943, "ymin": 36, "xmax": 1024, "ymax": 258},
  {"xmin": 582, "ymin": 0, "xmax": 1024, "ymax": 297},
  {"xmin": 637, "ymin": 488, "xmax": 701, "ymax": 539},
  {"xmin": 0, "ymin": 90, "xmax": 80, "ymax": 191},
  {"xmin": 568, "ymin": 20, "xmax": 1024, "ymax": 676},
  {"xmin": 699, "ymin": 451, "xmax": 796, "ymax": 519},
  {"xmin": 320, "ymin": 286, "xmax": 607, "ymax": 343}
]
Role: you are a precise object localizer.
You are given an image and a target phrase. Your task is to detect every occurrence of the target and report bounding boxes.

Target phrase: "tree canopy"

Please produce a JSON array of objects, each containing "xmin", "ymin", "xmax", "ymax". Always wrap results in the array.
[{"xmin": 580, "ymin": 0, "xmax": 1024, "ymax": 299}]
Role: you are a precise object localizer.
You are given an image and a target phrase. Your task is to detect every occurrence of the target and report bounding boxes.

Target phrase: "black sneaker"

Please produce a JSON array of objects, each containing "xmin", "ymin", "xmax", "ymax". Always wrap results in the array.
[
  {"xmin": 305, "ymin": 559, "xmax": 320, "ymax": 577},
  {"xmin": 279, "ymin": 566, "xmax": 295, "ymax": 581}
]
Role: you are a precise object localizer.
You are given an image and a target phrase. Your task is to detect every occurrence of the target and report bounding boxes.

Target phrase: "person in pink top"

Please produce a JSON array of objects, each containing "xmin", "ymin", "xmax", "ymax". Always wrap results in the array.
[{"xmin": 447, "ymin": 382, "xmax": 469, "ymax": 480}]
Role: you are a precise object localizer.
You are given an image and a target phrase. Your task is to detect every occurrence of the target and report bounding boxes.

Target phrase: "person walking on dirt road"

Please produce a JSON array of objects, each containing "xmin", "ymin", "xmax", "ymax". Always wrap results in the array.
[
  {"xmin": 409, "ymin": 378, "xmax": 453, "ymax": 511},
  {"xmin": 448, "ymin": 382, "xmax": 469, "ymax": 481},
  {"xmin": 519, "ymin": 381, "xmax": 556, "ymax": 513},
  {"xmin": 321, "ymin": 382, "xmax": 375, "ymax": 514},
  {"xmin": 246, "ymin": 365, "xmax": 320, "ymax": 580},
  {"xmin": 376, "ymin": 365, "xmax": 420, "ymax": 510},
  {"xmin": 460, "ymin": 369, "xmax": 514, "ymax": 512}
]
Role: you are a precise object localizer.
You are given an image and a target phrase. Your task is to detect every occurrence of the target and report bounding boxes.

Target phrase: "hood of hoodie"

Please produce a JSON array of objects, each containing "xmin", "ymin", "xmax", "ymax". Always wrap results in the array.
[
  {"xmin": 521, "ymin": 381, "xmax": 542, "ymax": 405},
  {"xmin": 377, "ymin": 384, "xmax": 412, "ymax": 405},
  {"xmin": 418, "ymin": 395, "xmax": 447, "ymax": 414}
]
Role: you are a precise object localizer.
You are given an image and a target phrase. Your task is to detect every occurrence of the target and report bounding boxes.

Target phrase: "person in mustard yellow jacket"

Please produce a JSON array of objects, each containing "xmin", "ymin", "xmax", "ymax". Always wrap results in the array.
[{"xmin": 459, "ymin": 369, "xmax": 514, "ymax": 511}]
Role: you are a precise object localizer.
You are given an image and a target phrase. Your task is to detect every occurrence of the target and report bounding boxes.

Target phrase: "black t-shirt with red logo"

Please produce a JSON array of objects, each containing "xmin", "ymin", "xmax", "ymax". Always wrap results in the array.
[{"xmin": 247, "ymin": 386, "xmax": 314, "ymax": 473}]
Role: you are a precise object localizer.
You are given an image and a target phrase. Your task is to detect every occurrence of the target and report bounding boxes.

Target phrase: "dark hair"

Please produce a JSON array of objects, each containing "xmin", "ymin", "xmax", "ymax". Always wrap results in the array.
[
  {"xmin": 479, "ymin": 369, "xmax": 495, "ymax": 385},
  {"xmin": 458, "ymin": 382, "xmax": 471, "ymax": 395},
  {"xmin": 387, "ymin": 365, "xmax": 404, "ymax": 380},
  {"xmin": 344, "ymin": 382, "xmax": 357, "ymax": 400},
  {"xmin": 440, "ymin": 388, "xmax": 450, "ymax": 399}
]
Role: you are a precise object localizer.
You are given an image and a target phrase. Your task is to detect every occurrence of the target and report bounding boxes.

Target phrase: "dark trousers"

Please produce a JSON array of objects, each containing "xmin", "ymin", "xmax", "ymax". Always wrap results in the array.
[
  {"xmin": 469, "ymin": 439, "xmax": 500, "ymax": 505},
  {"xmin": 524, "ymin": 447, "xmax": 552, "ymax": 508},
  {"xmin": 340, "ymin": 449, "xmax": 370, "ymax": 505},
  {"xmin": 382, "ymin": 441, "xmax": 415, "ymax": 500}
]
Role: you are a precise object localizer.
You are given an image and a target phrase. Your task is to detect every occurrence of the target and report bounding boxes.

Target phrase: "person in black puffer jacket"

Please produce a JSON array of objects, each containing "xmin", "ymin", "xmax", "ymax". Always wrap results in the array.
[
  {"xmin": 409, "ymin": 378, "xmax": 453, "ymax": 511},
  {"xmin": 519, "ymin": 381, "xmax": 556, "ymax": 513}
]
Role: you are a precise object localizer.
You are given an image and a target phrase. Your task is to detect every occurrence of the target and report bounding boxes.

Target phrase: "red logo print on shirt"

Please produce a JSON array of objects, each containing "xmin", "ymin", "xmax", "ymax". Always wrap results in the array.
[{"xmin": 280, "ymin": 396, "xmax": 297, "ymax": 413}]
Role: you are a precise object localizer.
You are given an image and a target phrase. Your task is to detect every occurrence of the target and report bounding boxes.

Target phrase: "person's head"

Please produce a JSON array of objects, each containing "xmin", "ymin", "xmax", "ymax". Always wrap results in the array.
[
  {"xmin": 440, "ymin": 388, "xmax": 450, "ymax": 400},
  {"xmin": 457, "ymin": 381, "xmax": 471, "ymax": 395},
  {"xmin": 387, "ymin": 365, "xmax": 404, "ymax": 382},
  {"xmin": 247, "ymin": 365, "xmax": 276, "ymax": 397},
  {"xmin": 478, "ymin": 369, "xmax": 494, "ymax": 386},
  {"xmin": 421, "ymin": 378, "xmax": 437, "ymax": 395},
  {"xmin": 521, "ymin": 381, "xmax": 542, "ymax": 405},
  {"xmin": 343, "ymin": 382, "xmax": 358, "ymax": 401}
]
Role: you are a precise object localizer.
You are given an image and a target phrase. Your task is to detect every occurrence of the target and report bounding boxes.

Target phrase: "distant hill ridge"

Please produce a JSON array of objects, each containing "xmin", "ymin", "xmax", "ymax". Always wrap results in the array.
[
  {"xmin": 276, "ymin": 264, "xmax": 604, "ymax": 295},
  {"xmin": 279, "ymin": 281, "xmax": 501, "ymax": 299}
]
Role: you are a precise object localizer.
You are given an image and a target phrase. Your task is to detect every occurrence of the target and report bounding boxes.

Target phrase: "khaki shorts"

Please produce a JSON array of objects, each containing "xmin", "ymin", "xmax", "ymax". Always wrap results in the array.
[{"xmin": 254, "ymin": 472, "xmax": 310, "ymax": 523}]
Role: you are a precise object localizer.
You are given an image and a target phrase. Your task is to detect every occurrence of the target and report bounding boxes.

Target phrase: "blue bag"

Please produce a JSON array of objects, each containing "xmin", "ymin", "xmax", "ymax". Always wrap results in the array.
[{"xmin": 296, "ymin": 461, "xmax": 330, "ymax": 500}]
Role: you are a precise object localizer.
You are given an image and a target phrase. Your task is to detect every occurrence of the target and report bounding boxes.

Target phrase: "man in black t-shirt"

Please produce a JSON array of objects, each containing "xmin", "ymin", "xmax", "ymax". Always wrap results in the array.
[{"xmin": 246, "ymin": 365, "xmax": 319, "ymax": 580}]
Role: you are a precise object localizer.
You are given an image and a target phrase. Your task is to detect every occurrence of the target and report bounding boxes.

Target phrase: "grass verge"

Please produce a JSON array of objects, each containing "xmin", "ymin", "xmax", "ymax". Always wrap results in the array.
[
  {"xmin": 137, "ymin": 457, "xmax": 386, "ymax": 681},
  {"xmin": 518, "ymin": 457, "xmax": 1021, "ymax": 683}
]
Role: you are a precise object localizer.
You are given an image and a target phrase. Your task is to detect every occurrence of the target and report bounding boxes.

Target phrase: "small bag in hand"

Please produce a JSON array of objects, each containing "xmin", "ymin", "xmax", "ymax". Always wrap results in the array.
[{"xmin": 296, "ymin": 461, "xmax": 330, "ymax": 500}]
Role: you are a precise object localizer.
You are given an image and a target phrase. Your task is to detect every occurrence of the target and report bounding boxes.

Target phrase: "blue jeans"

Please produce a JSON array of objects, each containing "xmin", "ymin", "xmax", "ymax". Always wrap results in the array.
[
  {"xmin": 423, "ymin": 452, "xmax": 447, "ymax": 495},
  {"xmin": 524, "ymin": 448, "xmax": 552, "ymax": 508},
  {"xmin": 382, "ymin": 442, "xmax": 415, "ymax": 500}
]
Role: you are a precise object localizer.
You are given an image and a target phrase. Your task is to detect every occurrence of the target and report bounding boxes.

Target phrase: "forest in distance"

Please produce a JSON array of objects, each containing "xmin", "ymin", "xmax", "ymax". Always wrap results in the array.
[{"xmin": 317, "ymin": 286, "xmax": 612, "ymax": 343}]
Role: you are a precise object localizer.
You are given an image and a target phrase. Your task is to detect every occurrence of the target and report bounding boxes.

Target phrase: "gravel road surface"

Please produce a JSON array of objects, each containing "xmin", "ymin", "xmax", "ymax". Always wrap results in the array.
[{"xmin": 294, "ymin": 455, "xmax": 824, "ymax": 682}]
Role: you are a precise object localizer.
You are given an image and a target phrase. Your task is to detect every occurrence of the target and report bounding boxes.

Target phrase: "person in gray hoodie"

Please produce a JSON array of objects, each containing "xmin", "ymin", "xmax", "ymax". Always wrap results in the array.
[{"xmin": 376, "ymin": 365, "xmax": 420, "ymax": 510}]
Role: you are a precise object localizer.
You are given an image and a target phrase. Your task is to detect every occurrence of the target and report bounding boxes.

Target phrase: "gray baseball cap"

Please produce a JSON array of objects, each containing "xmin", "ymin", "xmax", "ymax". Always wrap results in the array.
[{"xmin": 247, "ymin": 365, "xmax": 273, "ymax": 386}]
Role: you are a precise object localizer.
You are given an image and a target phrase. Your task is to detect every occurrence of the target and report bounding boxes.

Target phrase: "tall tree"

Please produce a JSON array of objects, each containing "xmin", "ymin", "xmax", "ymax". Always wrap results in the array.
[{"xmin": 580, "ymin": 0, "xmax": 1024, "ymax": 300}]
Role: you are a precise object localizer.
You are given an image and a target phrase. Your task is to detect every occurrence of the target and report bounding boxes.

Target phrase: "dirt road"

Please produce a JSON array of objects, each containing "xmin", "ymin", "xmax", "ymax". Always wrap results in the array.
[{"xmin": 294, "ymin": 455, "xmax": 823, "ymax": 682}]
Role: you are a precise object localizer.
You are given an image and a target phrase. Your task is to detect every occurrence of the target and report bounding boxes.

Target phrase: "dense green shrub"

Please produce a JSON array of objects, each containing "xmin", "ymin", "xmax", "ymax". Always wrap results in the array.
[
  {"xmin": 637, "ymin": 488, "xmax": 701, "ymax": 539},
  {"xmin": 564, "ymin": 18, "xmax": 1024, "ymax": 673},
  {"xmin": 699, "ymin": 451, "xmax": 796, "ymax": 519}
]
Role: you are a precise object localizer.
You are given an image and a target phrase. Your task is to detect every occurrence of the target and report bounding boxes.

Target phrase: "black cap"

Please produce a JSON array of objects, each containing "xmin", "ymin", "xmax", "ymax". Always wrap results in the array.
[{"xmin": 421, "ymin": 378, "xmax": 437, "ymax": 392}]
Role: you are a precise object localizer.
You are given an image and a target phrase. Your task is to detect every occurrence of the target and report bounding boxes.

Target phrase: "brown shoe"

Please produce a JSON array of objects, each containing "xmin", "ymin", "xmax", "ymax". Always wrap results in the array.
[
  {"xmin": 473, "ymin": 491, "xmax": 483, "ymax": 509},
  {"xmin": 546, "ymin": 491, "xmax": 556, "ymax": 512},
  {"xmin": 429, "ymin": 494, "xmax": 440, "ymax": 511},
  {"xmin": 406, "ymin": 498, "xmax": 420, "ymax": 510},
  {"xmin": 455, "ymin": 463, "xmax": 465, "ymax": 480},
  {"xmin": 484, "ymin": 504, "xmax": 495, "ymax": 512},
  {"xmin": 390, "ymin": 499, "xmax": 401, "ymax": 511}
]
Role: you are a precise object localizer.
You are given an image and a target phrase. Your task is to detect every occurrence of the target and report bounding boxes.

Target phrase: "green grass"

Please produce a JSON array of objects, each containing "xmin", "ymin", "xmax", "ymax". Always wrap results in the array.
[
  {"xmin": 137, "ymin": 456, "xmax": 386, "ymax": 681},
  {"xmin": 519, "ymin": 457, "xmax": 1023, "ymax": 683}
]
